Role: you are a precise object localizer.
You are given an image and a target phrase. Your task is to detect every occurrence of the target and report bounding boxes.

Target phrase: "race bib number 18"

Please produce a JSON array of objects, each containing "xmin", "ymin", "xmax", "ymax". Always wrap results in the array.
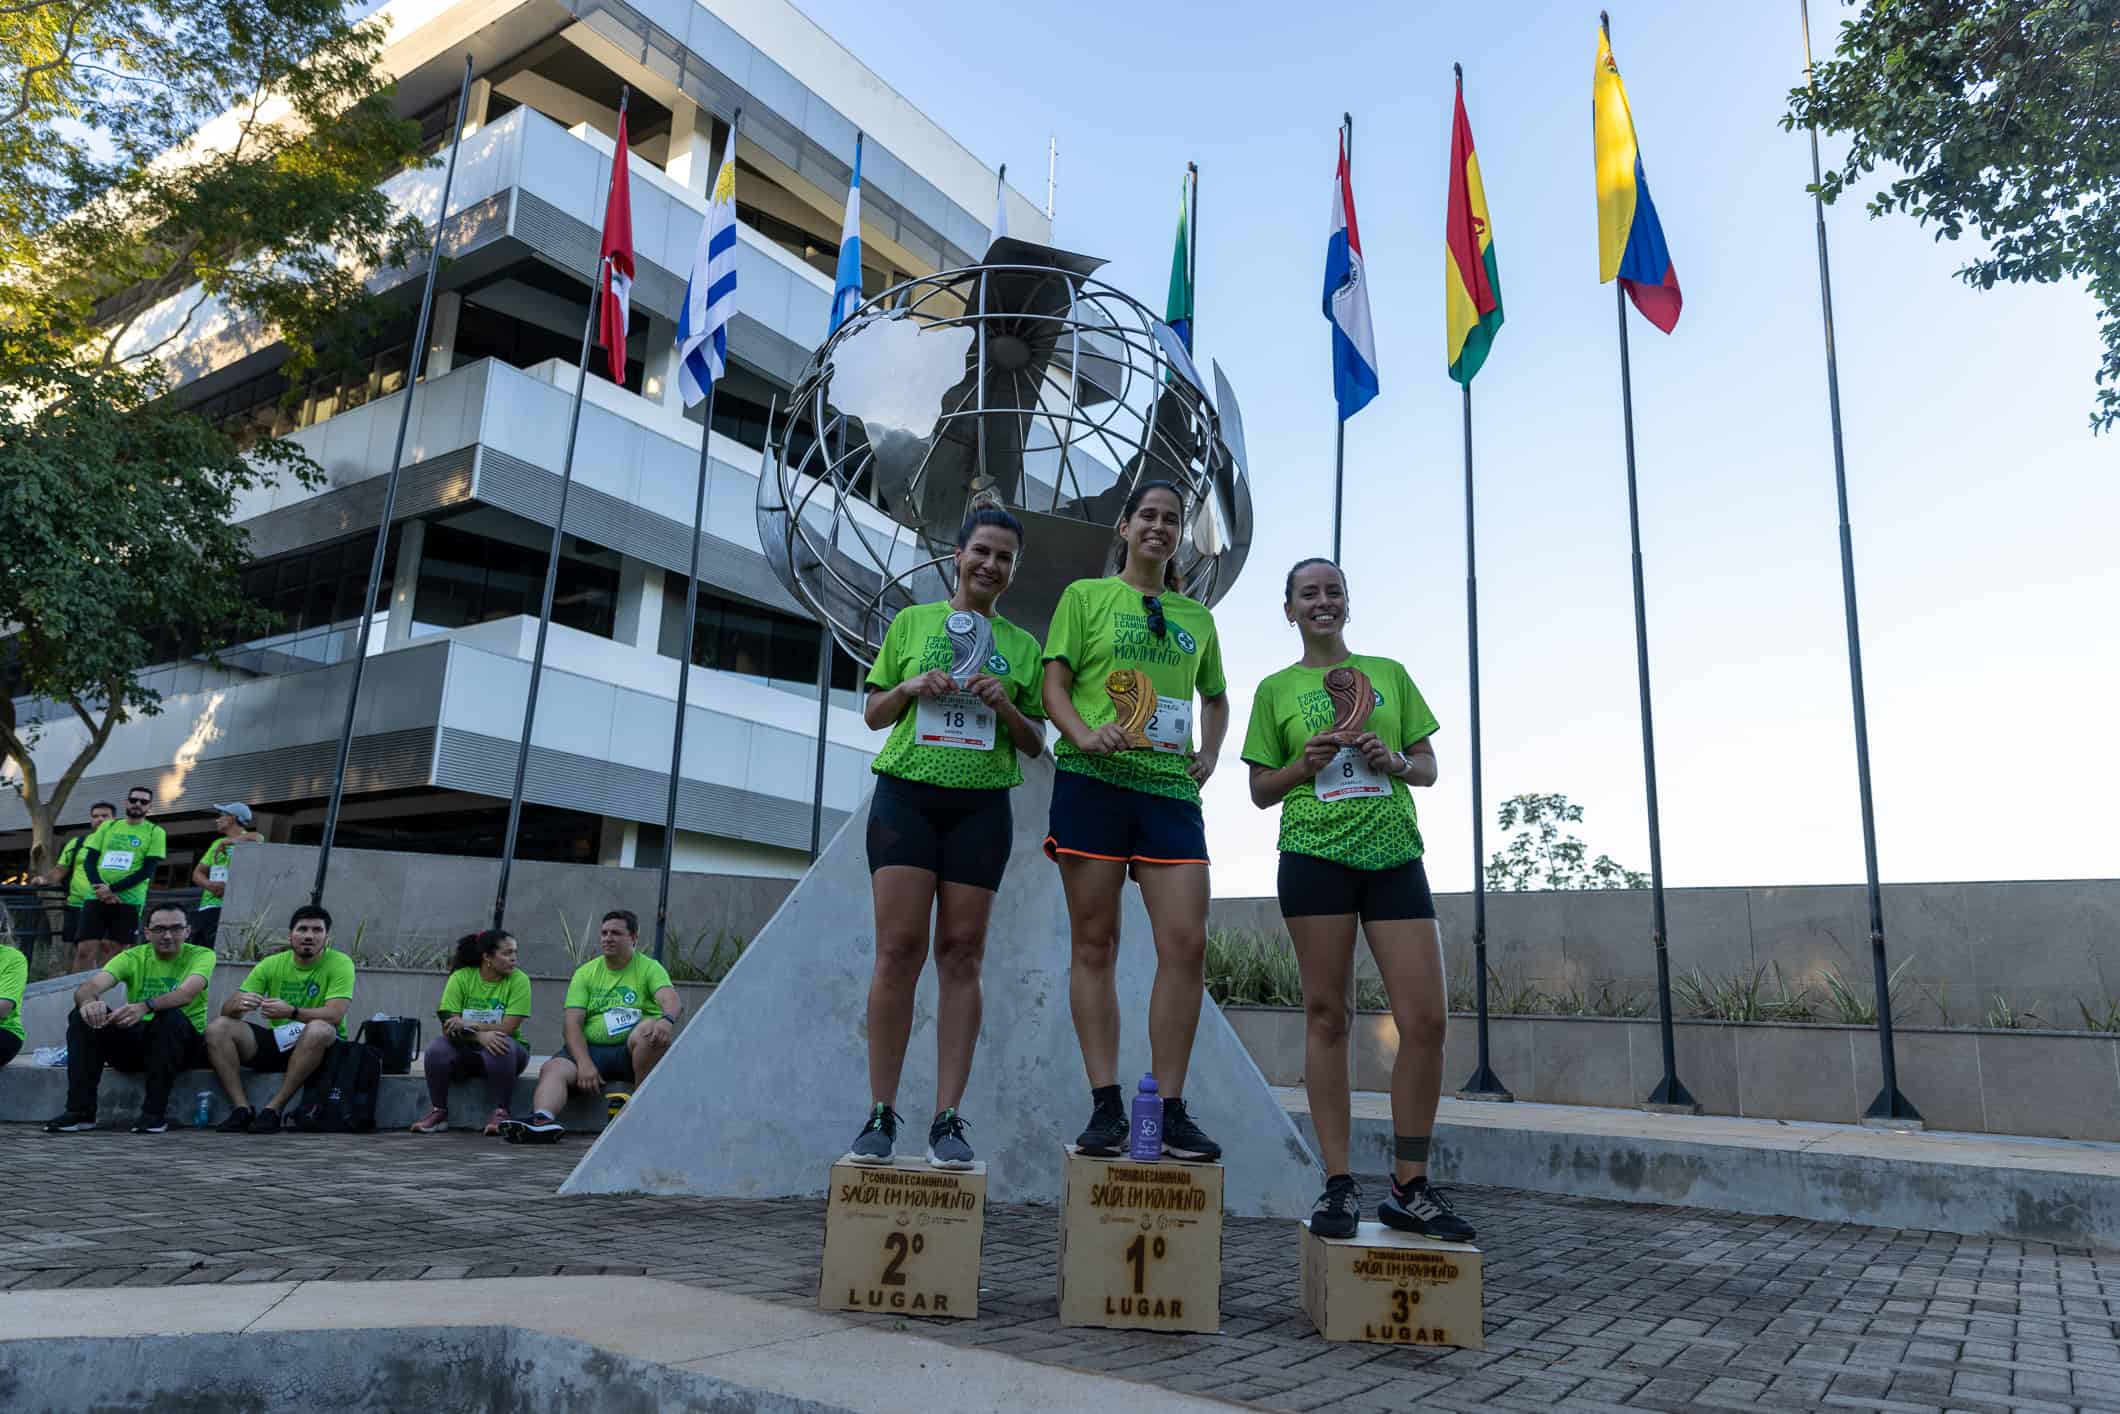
[
  {"xmin": 1144, "ymin": 695, "xmax": 1192, "ymax": 754},
  {"xmin": 915, "ymin": 691, "xmax": 997, "ymax": 751},
  {"xmin": 1317, "ymin": 746, "xmax": 1391, "ymax": 802}
]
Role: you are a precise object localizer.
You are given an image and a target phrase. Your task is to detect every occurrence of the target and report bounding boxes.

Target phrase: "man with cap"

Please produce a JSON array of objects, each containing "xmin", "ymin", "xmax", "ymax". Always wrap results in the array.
[{"xmin": 192, "ymin": 802, "xmax": 262, "ymax": 942}]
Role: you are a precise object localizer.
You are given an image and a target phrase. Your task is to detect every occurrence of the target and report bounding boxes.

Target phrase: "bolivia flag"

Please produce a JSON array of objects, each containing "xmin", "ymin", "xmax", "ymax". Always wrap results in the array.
[
  {"xmin": 1445, "ymin": 78, "xmax": 1503, "ymax": 384},
  {"xmin": 1593, "ymin": 26, "xmax": 1682, "ymax": 334}
]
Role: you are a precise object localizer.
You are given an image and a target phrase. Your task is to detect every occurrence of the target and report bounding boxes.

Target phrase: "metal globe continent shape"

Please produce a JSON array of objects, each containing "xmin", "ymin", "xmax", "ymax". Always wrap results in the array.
[{"xmin": 756, "ymin": 237, "xmax": 1254, "ymax": 660}]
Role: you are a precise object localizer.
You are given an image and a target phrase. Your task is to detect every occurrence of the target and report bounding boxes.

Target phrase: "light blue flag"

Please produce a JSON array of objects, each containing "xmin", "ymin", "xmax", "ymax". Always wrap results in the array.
[{"xmin": 828, "ymin": 134, "xmax": 864, "ymax": 337}]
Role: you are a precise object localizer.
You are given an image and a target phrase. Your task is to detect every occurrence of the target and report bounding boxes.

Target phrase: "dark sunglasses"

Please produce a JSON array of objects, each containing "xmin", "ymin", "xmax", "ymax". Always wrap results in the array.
[
  {"xmin": 127, "ymin": 798, "xmax": 151, "ymax": 806},
  {"xmin": 1141, "ymin": 594, "xmax": 1166, "ymax": 639}
]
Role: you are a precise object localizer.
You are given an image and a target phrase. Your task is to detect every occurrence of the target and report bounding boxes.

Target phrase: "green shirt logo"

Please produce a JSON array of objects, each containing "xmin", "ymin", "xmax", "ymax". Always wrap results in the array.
[
  {"xmin": 985, "ymin": 651, "xmax": 1010, "ymax": 674},
  {"xmin": 1172, "ymin": 626, "xmax": 1197, "ymax": 655}
]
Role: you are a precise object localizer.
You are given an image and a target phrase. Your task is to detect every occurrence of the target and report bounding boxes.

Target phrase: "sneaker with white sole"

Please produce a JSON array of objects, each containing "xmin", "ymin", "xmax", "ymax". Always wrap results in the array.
[
  {"xmin": 925, "ymin": 1109, "xmax": 974, "ymax": 1169},
  {"xmin": 1377, "ymin": 1177, "xmax": 1476, "ymax": 1243},
  {"xmin": 409, "ymin": 1107, "xmax": 449, "ymax": 1134},
  {"xmin": 847, "ymin": 1103, "xmax": 899, "ymax": 1165},
  {"xmin": 44, "ymin": 1111, "xmax": 95, "ymax": 1133},
  {"xmin": 499, "ymin": 1111, "xmax": 565, "ymax": 1145}
]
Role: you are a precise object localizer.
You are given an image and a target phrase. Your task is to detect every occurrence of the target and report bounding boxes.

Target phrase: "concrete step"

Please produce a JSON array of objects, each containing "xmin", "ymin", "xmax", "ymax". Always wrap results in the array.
[
  {"xmin": 1282, "ymin": 1085, "xmax": 2120, "ymax": 1252},
  {"xmin": 0, "ymin": 1057, "xmax": 612, "ymax": 1135}
]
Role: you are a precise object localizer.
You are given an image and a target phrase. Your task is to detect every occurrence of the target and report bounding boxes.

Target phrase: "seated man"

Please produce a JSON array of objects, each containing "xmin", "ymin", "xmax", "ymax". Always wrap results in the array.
[
  {"xmin": 0, "ymin": 939, "xmax": 24, "ymax": 1070},
  {"xmin": 202, "ymin": 903, "xmax": 356, "ymax": 1134},
  {"xmin": 44, "ymin": 905, "xmax": 216, "ymax": 1133},
  {"xmin": 501, "ymin": 909, "xmax": 681, "ymax": 1144}
]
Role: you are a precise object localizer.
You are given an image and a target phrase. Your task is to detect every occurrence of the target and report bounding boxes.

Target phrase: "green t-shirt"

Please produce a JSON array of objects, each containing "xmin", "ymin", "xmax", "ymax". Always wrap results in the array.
[
  {"xmin": 866, "ymin": 601, "xmax": 1045, "ymax": 791},
  {"xmin": 105, "ymin": 942, "xmax": 218, "ymax": 1036},
  {"xmin": 0, "ymin": 945, "xmax": 24, "ymax": 1042},
  {"xmin": 57, "ymin": 835, "xmax": 96, "ymax": 906},
  {"xmin": 1241, "ymin": 654, "xmax": 1440, "ymax": 871},
  {"xmin": 1043, "ymin": 577, "xmax": 1228, "ymax": 804},
  {"xmin": 438, "ymin": 966, "xmax": 532, "ymax": 1024},
  {"xmin": 240, "ymin": 948, "xmax": 358, "ymax": 1038},
  {"xmin": 196, "ymin": 837, "xmax": 236, "ymax": 911},
  {"xmin": 564, "ymin": 953, "xmax": 674, "ymax": 1046},
  {"xmin": 85, "ymin": 818, "xmax": 168, "ymax": 905}
]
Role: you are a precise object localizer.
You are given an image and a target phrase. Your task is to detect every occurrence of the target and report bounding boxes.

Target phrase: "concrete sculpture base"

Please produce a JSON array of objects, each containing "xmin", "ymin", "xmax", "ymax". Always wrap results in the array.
[{"xmin": 562, "ymin": 756, "xmax": 1319, "ymax": 1217}]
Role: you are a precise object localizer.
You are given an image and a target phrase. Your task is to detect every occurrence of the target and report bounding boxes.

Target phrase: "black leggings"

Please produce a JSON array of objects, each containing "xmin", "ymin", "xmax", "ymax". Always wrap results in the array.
[{"xmin": 866, "ymin": 774, "xmax": 1013, "ymax": 891}]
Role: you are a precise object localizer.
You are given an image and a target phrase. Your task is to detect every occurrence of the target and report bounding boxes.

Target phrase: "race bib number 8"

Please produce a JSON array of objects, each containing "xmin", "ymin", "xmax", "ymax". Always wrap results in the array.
[
  {"xmin": 915, "ymin": 691, "xmax": 997, "ymax": 751},
  {"xmin": 101, "ymin": 849, "xmax": 136, "ymax": 873},
  {"xmin": 1317, "ymin": 746, "xmax": 1391, "ymax": 802},
  {"xmin": 602, "ymin": 1006, "xmax": 641, "ymax": 1038},
  {"xmin": 1144, "ymin": 695, "xmax": 1192, "ymax": 754}
]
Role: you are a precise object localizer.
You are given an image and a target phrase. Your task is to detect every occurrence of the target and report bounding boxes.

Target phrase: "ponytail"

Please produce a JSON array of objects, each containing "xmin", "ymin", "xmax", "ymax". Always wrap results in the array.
[
  {"xmin": 1110, "ymin": 479, "xmax": 1185, "ymax": 590},
  {"xmin": 451, "ymin": 929, "xmax": 511, "ymax": 972}
]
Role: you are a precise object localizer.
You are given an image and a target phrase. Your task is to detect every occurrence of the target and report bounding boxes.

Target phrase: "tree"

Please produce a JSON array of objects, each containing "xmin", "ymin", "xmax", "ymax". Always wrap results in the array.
[
  {"xmin": 1786, "ymin": 1, "xmax": 2120, "ymax": 432},
  {"xmin": 1485, "ymin": 793, "xmax": 1648, "ymax": 892},
  {"xmin": 0, "ymin": 0, "xmax": 427, "ymax": 870}
]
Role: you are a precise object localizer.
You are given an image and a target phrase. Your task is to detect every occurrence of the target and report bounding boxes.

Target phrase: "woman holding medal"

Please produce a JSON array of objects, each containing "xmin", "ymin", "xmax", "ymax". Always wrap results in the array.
[
  {"xmin": 1041, "ymin": 479, "xmax": 1230, "ymax": 1162},
  {"xmin": 848, "ymin": 507, "xmax": 1045, "ymax": 1170},
  {"xmin": 1242, "ymin": 557, "xmax": 1475, "ymax": 1243}
]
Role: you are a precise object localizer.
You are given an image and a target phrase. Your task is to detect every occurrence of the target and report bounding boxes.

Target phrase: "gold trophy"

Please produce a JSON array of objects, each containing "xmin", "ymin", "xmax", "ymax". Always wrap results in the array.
[
  {"xmin": 1104, "ymin": 669, "xmax": 1155, "ymax": 750},
  {"xmin": 1324, "ymin": 666, "xmax": 1374, "ymax": 740}
]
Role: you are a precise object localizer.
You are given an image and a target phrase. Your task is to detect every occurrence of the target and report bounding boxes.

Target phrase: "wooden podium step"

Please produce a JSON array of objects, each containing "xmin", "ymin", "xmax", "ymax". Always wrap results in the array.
[
  {"xmin": 1299, "ymin": 1219, "xmax": 1483, "ymax": 1348},
  {"xmin": 1056, "ymin": 1147, "xmax": 1222, "ymax": 1334},
  {"xmin": 818, "ymin": 1156, "xmax": 986, "ymax": 1320}
]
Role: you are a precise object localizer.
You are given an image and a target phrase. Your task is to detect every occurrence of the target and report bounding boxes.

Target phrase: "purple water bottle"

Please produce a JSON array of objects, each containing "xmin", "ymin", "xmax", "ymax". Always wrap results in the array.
[{"xmin": 1129, "ymin": 1073, "xmax": 1163, "ymax": 1161}]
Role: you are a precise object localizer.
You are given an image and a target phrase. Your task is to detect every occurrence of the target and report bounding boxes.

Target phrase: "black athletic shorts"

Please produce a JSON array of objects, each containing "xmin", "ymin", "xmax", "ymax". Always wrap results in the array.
[
  {"xmin": 62, "ymin": 904, "xmax": 81, "ymax": 944},
  {"xmin": 1277, "ymin": 852, "xmax": 1436, "ymax": 923},
  {"xmin": 76, "ymin": 899, "xmax": 139, "ymax": 947},
  {"xmin": 574, "ymin": 1040, "xmax": 635, "ymax": 1083},
  {"xmin": 866, "ymin": 772, "xmax": 1014, "ymax": 892},
  {"xmin": 1043, "ymin": 767, "xmax": 1209, "ymax": 869},
  {"xmin": 243, "ymin": 1021, "xmax": 332, "ymax": 1071}
]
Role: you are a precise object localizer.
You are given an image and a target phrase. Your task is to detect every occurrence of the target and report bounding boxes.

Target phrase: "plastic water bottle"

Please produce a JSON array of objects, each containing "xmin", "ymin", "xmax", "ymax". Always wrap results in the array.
[
  {"xmin": 193, "ymin": 1091, "xmax": 213, "ymax": 1129},
  {"xmin": 1128, "ymin": 1073, "xmax": 1163, "ymax": 1161}
]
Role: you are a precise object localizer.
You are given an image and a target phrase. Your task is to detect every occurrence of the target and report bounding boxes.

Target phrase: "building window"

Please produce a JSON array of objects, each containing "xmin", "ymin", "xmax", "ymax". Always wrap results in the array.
[
  {"xmin": 658, "ymin": 579, "xmax": 861, "ymax": 691},
  {"xmin": 414, "ymin": 517, "xmax": 618, "ymax": 638},
  {"xmin": 239, "ymin": 532, "xmax": 399, "ymax": 639}
]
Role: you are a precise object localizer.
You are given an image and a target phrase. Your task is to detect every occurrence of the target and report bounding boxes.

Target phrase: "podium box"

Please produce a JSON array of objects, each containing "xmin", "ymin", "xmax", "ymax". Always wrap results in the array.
[
  {"xmin": 818, "ymin": 1157, "xmax": 985, "ymax": 1320},
  {"xmin": 1057, "ymin": 1147, "xmax": 1222, "ymax": 1334},
  {"xmin": 1299, "ymin": 1219, "xmax": 1483, "ymax": 1348}
]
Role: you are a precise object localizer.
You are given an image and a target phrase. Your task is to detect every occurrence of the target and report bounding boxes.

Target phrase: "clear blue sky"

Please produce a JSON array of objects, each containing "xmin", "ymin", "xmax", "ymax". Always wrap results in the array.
[{"xmin": 801, "ymin": 0, "xmax": 2117, "ymax": 894}]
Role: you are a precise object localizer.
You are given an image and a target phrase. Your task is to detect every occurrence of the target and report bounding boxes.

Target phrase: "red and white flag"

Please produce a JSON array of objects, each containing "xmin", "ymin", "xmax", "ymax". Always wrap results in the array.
[{"xmin": 596, "ymin": 108, "xmax": 635, "ymax": 382}]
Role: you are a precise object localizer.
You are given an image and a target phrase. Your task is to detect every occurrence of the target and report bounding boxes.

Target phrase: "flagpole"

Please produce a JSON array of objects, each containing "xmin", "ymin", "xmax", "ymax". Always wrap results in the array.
[
  {"xmin": 310, "ymin": 55, "xmax": 475, "ymax": 908},
  {"xmin": 1331, "ymin": 112, "xmax": 1351, "ymax": 563},
  {"xmin": 1458, "ymin": 377, "xmax": 1509, "ymax": 1103},
  {"xmin": 1801, "ymin": 0, "xmax": 1918, "ymax": 1125},
  {"xmin": 1186, "ymin": 161, "xmax": 1199, "ymax": 347},
  {"xmin": 493, "ymin": 88, "xmax": 627, "ymax": 930}
]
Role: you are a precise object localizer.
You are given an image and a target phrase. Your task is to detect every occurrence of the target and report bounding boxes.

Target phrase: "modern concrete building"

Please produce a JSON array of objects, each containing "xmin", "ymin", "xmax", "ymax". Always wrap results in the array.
[{"xmin": 0, "ymin": 0, "xmax": 1048, "ymax": 886}]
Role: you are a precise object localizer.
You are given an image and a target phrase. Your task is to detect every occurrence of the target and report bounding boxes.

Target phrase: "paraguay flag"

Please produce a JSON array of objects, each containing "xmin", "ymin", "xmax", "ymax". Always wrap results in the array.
[
  {"xmin": 1323, "ymin": 129, "xmax": 1379, "ymax": 420},
  {"xmin": 1593, "ymin": 26, "xmax": 1681, "ymax": 333},
  {"xmin": 676, "ymin": 124, "xmax": 738, "ymax": 406},
  {"xmin": 828, "ymin": 134, "xmax": 864, "ymax": 337},
  {"xmin": 1445, "ymin": 76, "xmax": 1503, "ymax": 384},
  {"xmin": 596, "ymin": 106, "xmax": 635, "ymax": 382}
]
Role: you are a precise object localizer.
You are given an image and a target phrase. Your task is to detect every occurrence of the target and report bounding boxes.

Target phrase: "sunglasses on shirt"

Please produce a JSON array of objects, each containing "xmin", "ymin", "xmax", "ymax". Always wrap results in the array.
[{"xmin": 1141, "ymin": 594, "xmax": 1166, "ymax": 639}]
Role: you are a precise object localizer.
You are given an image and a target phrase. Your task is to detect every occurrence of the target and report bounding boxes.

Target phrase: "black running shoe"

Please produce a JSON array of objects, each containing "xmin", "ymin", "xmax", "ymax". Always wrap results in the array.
[
  {"xmin": 44, "ymin": 1111, "xmax": 95, "ymax": 1134},
  {"xmin": 1074, "ymin": 1096, "xmax": 1128, "ymax": 1157},
  {"xmin": 1160, "ymin": 1097, "xmax": 1222, "ymax": 1161},
  {"xmin": 499, "ymin": 1111, "xmax": 565, "ymax": 1145},
  {"xmin": 926, "ymin": 1109, "xmax": 974, "ymax": 1169},
  {"xmin": 1309, "ymin": 1174, "xmax": 1360, "ymax": 1239},
  {"xmin": 130, "ymin": 1113, "xmax": 169, "ymax": 1135},
  {"xmin": 248, "ymin": 1107, "xmax": 283, "ymax": 1134},
  {"xmin": 848, "ymin": 1103, "xmax": 900, "ymax": 1165},
  {"xmin": 216, "ymin": 1106, "xmax": 255, "ymax": 1134},
  {"xmin": 1378, "ymin": 1178, "xmax": 1476, "ymax": 1243}
]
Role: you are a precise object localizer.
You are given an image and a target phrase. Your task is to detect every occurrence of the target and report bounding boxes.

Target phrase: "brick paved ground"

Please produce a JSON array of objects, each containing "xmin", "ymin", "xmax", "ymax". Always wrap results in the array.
[{"xmin": 3, "ymin": 1128, "xmax": 2117, "ymax": 1412}]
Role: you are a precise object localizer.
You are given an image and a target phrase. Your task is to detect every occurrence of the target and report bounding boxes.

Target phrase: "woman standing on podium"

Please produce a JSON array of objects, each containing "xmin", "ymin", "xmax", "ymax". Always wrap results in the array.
[
  {"xmin": 1041, "ymin": 479, "xmax": 1230, "ymax": 1163},
  {"xmin": 1242, "ymin": 557, "xmax": 1476, "ymax": 1243},
  {"xmin": 848, "ymin": 507, "xmax": 1047, "ymax": 1171}
]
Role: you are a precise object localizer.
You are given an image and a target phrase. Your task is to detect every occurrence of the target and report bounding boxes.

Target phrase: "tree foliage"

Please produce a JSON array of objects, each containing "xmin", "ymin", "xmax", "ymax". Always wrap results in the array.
[
  {"xmin": 1485, "ymin": 793, "xmax": 1648, "ymax": 892},
  {"xmin": 0, "ymin": 0, "xmax": 427, "ymax": 868},
  {"xmin": 1786, "ymin": 0, "xmax": 2120, "ymax": 432}
]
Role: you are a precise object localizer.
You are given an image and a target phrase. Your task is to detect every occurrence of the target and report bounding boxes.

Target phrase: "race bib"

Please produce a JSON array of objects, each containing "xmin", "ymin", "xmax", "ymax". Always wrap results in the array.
[
  {"xmin": 1317, "ymin": 746, "xmax": 1391, "ymax": 802},
  {"xmin": 101, "ymin": 849, "xmax": 136, "ymax": 872},
  {"xmin": 914, "ymin": 690, "xmax": 996, "ymax": 751},
  {"xmin": 463, "ymin": 1007, "xmax": 503, "ymax": 1026},
  {"xmin": 602, "ymin": 1006, "xmax": 641, "ymax": 1038},
  {"xmin": 271, "ymin": 1021, "xmax": 304, "ymax": 1053},
  {"xmin": 208, "ymin": 864, "xmax": 229, "ymax": 884},
  {"xmin": 1144, "ymin": 695, "xmax": 1192, "ymax": 754}
]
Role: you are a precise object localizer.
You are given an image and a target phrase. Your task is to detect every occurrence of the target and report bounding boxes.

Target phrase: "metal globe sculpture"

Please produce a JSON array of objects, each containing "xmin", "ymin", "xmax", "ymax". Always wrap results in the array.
[{"xmin": 756, "ymin": 237, "xmax": 1254, "ymax": 662}]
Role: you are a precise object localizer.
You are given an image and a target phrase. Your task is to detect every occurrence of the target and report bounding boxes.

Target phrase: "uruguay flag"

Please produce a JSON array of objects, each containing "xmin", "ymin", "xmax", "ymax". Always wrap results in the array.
[
  {"xmin": 676, "ymin": 125, "xmax": 738, "ymax": 407},
  {"xmin": 1322, "ymin": 130, "xmax": 1379, "ymax": 420},
  {"xmin": 828, "ymin": 134, "xmax": 864, "ymax": 337}
]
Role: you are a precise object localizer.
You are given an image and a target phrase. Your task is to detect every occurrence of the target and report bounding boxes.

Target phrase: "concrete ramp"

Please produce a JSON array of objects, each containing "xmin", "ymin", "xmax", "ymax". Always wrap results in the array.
[{"xmin": 562, "ymin": 757, "xmax": 1319, "ymax": 1217}]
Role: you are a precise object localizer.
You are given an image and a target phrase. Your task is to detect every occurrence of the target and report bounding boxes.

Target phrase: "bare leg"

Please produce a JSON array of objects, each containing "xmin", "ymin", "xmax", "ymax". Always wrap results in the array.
[
  {"xmin": 1366, "ymin": 918, "xmax": 1446, "ymax": 1184},
  {"xmin": 266, "ymin": 1022, "xmax": 337, "ymax": 1112},
  {"xmin": 1058, "ymin": 856, "xmax": 1128, "ymax": 1089},
  {"xmin": 203, "ymin": 1017, "xmax": 257, "ymax": 1108},
  {"xmin": 1288, "ymin": 912, "xmax": 1361, "ymax": 1176},
  {"xmin": 629, "ymin": 1025, "xmax": 672, "ymax": 1084},
  {"xmin": 72, "ymin": 937, "xmax": 104, "ymax": 973},
  {"xmin": 1134, "ymin": 862, "xmax": 1210, "ymax": 1098},
  {"xmin": 532, "ymin": 1056, "xmax": 577, "ymax": 1116},
  {"xmin": 930, "ymin": 882, "xmax": 996, "ymax": 1113},
  {"xmin": 866, "ymin": 866, "xmax": 936, "ymax": 1106}
]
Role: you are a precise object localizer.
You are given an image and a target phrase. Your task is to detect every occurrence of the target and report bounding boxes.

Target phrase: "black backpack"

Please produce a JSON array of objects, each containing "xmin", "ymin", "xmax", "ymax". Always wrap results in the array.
[{"xmin": 291, "ymin": 1041, "xmax": 382, "ymax": 1133}]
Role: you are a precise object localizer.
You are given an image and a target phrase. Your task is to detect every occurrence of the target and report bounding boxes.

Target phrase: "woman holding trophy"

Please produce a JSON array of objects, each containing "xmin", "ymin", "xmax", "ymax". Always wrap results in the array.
[
  {"xmin": 847, "ymin": 507, "xmax": 1046, "ymax": 1170},
  {"xmin": 1241, "ymin": 557, "xmax": 1476, "ymax": 1243},
  {"xmin": 1041, "ymin": 479, "xmax": 1230, "ymax": 1162}
]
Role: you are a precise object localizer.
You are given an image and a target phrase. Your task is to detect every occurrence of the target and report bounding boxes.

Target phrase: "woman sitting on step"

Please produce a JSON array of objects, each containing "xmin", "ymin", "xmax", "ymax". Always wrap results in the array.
[{"xmin": 410, "ymin": 929, "xmax": 532, "ymax": 1136}]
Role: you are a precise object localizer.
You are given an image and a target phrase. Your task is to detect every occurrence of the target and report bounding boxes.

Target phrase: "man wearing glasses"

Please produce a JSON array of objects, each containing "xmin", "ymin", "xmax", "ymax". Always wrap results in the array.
[
  {"xmin": 73, "ymin": 785, "xmax": 167, "ymax": 973},
  {"xmin": 45, "ymin": 905, "xmax": 217, "ymax": 1134}
]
